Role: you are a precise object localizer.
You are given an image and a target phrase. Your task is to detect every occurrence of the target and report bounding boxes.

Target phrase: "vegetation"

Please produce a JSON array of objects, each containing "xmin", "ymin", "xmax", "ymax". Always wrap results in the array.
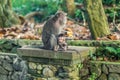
[
  {"xmin": 90, "ymin": 46, "xmax": 120, "ymax": 61},
  {"xmin": 11, "ymin": 0, "xmax": 120, "ymax": 22},
  {"xmin": 88, "ymin": 73, "xmax": 97, "ymax": 80},
  {"xmin": 12, "ymin": 0, "xmax": 63, "ymax": 22}
]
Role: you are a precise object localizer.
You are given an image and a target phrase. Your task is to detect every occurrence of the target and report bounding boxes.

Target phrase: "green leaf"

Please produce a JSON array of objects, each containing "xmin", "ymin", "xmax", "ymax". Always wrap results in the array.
[
  {"xmin": 0, "ymin": 40, "xmax": 7, "ymax": 45},
  {"xmin": 105, "ymin": 47, "xmax": 117, "ymax": 53}
]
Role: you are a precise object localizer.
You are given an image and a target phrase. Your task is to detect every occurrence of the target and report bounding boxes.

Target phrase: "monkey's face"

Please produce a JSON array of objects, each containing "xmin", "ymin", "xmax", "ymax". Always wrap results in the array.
[
  {"xmin": 58, "ymin": 36, "xmax": 65, "ymax": 43},
  {"xmin": 55, "ymin": 11, "xmax": 67, "ymax": 25}
]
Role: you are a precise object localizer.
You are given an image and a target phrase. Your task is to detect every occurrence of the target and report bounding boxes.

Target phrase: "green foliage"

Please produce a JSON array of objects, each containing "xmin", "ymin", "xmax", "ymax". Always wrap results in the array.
[
  {"xmin": 102, "ymin": 0, "xmax": 115, "ymax": 6},
  {"xmin": 89, "ymin": 50, "xmax": 96, "ymax": 61},
  {"xmin": 12, "ymin": 0, "xmax": 64, "ymax": 22},
  {"xmin": 77, "ymin": 63, "xmax": 83, "ymax": 69},
  {"xmin": 105, "ymin": 47, "xmax": 117, "ymax": 53},
  {"xmin": 90, "ymin": 46, "xmax": 120, "ymax": 61},
  {"xmin": 88, "ymin": 73, "xmax": 97, "ymax": 80},
  {"xmin": 12, "ymin": 0, "xmax": 62, "ymax": 16},
  {"xmin": 75, "ymin": 0, "xmax": 83, "ymax": 3},
  {"xmin": 102, "ymin": 0, "xmax": 120, "ymax": 22},
  {"xmin": 0, "ymin": 39, "xmax": 21, "ymax": 53},
  {"xmin": 12, "ymin": 0, "xmax": 120, "ymax": 22},
  {"xmin": 105, "ymin": 7, "xmax": 119, "ymax": 22},
  {"xmin": 75, "ymin": 9, "xmax": 83, "ymax": 20}
]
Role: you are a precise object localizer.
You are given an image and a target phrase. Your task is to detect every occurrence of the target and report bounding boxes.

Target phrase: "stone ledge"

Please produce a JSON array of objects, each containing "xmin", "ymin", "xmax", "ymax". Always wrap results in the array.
[
  {"xmin": 17, "ymin": 46, "xmax": 95, "ymax": 65},
  {"xmin": 0, "ymin": 53, "xmax": 18, "ymax": 57}
]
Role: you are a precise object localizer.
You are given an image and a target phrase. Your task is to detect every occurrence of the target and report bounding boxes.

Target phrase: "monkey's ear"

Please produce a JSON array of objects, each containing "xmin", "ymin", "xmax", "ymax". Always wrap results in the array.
[
  {"xmin": 56, "ymin": 9, "xmax": 62, "ymax": 13},
  {"xmin": 55, "ymin": 13, "xmax": 60, "ymax": 17},
  {"xmin": 56, "ymin": 10, "xmax": 67, "ymax": 16}
]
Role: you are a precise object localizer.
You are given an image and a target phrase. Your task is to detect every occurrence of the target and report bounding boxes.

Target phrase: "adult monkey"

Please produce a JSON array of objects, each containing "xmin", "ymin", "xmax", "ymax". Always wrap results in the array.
[{"xmin": 42, "ymin": 11, "xmax": 67, "ymax": 50}]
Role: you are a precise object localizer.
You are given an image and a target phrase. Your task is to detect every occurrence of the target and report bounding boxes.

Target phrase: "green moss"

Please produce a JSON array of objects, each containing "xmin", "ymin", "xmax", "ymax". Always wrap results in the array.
[
  {"xmin": 67, "ymin": 40, "xmax": 120, "ymax": 47},
  {"xmin": 90, "ymin": 61, "xmax": 120, "ymax": 65}
]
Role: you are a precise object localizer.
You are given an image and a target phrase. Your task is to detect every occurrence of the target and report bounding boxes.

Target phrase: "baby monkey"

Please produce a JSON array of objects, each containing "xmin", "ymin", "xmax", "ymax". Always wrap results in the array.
[{"xmin": 54, "ymin": 33, "xmax": 68, "ymax": 51}]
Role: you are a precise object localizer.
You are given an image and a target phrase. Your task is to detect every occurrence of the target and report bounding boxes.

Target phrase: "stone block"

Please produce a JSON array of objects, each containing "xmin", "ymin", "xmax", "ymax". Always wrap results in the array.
[
  {"xmin": 3, "ymin": 60, "xmax": 13, "ymax": 71},
  {"xmin": 80, "ymin": 68, "xmax": 89, "ymax": 77},
  {"xmin": 0, "ymin": 75, "xmax": 8, "ymax": 80},
  {"xmin": 0, "ymin": 66, "xmax": 9, "ymax": 75},
  {"xmin": 29, "ymin": 62, "xmax": 37, "ymax": 69},
  {"xmin": 102, "ymin": 64, "xmax": 108, "ymax": 74},
  {"xmin": 108, "ymin": 73, "xmax": 120, "ymax": 80},
  {"xmin": 18, "ymin": 46, "xmax": 95, "ymax": 65},
  {"xmin": 42, "ymin": 67, "xmax": 54, "ymax": 77},
  {"xmin": 107, "ymin": 64, "xmax": 120, "ymax": 73},
  {"xmin": 98, "ymin": 73, "xmax": 107, "ymax": 80},
  {"xmin": 89, "ymin": 62, "xmax": 102, "ymax": 77}
]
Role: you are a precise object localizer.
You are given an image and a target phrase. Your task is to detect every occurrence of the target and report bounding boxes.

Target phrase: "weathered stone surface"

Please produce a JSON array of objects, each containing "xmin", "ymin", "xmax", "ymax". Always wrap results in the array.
[
  {"xmin": 0, "ymin": 53, "xmax": 28, "ymax": 80},
  {"xmin": 18, "ymin": 46, "xmax": 94, "ymax": 62},
  {"xmin": 28, "ymin": 69, "xmax": 37, "ymax": 75},
  {"xmin": 81, "ymin": 76, "xmax": 89, "ymax": 80},
  {"xmin": 48, "ymin": 65, "xmax": 57, "ymax": 73},
  {"xmin": 58, "ymin": 72, "xmax": 68, "ymax": 78},
  {"xmin": 68, "ymin": 70, "xmax": 79, "ymax": 78},
  {"xmin": 11, "ymin": 72, "xmax": 20, "ymax": 80},
  {"xmin": 3, "ymin": 60, "xmax": 13, "ymax": 71},
  {"xmin": 108, "ymin": 73, "xmax": 120, "ymax": 80},
  {"xmin": 0, "ymin": 61, "xmax": 2, "ymax": 65},
  {"xmin": 90, "ymin": 63, "xmax": 102, "ymax": 77},
  {"xmin": 47, "ymin": 77, "xmax": 59, "ymax": 80},
  {"xmin": 4, "ymin": 56, "xmax": 13, "ymax": 63},
  {"xmin": 37, "ymin": 70, "xmax": 41, "ymax": 74},
  {"xmin": 107, "ymin": 64, "xmax": 120, "ymax": 73},
  {"xmin": 13, "ymin": 58, "xmax": 21, "ymax": 71},
  {"xmin": 80, "ymin": 68, "xmax": 89, "ymax": 76},
  {"xmin": 37, "ymin": 64, "xmax": 42, "ymax": 70},
  {"xmin": 0, "ymin": 56, "xmax": 4, "ymax": 65},
  {"xmin": 102, "ymin": 64, "xmax": 108, "ymax": 74},
  {"xmin": 29, "ymin": 62, "xmax": 37, "ymax": 69},
  {"xmin": 8, "ymin": 72, "xmax": 13, "ymax": 80},
  {"xmin": 0, "ymin": 66, "xmax": 9, "ymax": 74},
  {"xmin": 98, "ymin": 73, "xmax": 107, "ymax": 80},
  {"xmin": 42, "ymin": 67, "xmax": 54, "ymax": 77},
  {"xmin": 63, "ymin": 66, "xmax": 73, "ymax": 72},
  {"xmin": 0, "ymin": 75, "xmax": 8, "ymax": 80}
]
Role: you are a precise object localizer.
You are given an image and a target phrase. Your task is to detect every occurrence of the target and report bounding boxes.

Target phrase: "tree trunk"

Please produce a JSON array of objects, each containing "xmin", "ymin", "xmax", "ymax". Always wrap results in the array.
[
  {"xmin": 83, "ymin": 0, "xmax": 110, "ymax": 39},
  {"xmin": 63, "ymin": 0, "xmax": 76, "ymax": 17},
  {"xmin": 0, "ymin": 0, "xmax": 20, "ymax": 28}
]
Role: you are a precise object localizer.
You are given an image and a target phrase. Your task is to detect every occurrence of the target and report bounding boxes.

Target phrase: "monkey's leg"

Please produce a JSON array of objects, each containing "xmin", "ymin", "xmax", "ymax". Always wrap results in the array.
[
  {"xmin": 49, "ymin": 34, "xmax": 58, "ymax": 50},
  {"xmin": 61, "ymin": 43, "xmax": 68, "ymax": 51}
]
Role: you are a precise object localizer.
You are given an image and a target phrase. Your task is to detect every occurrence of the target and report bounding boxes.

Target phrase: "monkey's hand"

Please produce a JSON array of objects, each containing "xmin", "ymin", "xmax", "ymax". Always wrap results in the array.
[{"xmin": 53, "ymin": 45, "xmax": 59, "ymax": 51}]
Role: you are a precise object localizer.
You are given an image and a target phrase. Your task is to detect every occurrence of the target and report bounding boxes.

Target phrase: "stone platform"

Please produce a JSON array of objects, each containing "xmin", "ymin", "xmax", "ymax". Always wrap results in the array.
[{"xmin": 17, "ymin": 46, "xmax": 95, "ymax": 65}]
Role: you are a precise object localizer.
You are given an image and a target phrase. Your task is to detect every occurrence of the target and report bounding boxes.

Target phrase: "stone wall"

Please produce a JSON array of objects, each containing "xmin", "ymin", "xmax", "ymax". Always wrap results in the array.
[
  {"xmin": 85, "ymin": 61, "xmax": 120, "ymax": 80},
  {"xmin": 1, "ymin": 46, "xmax": 120, "ymax": 80},
  {"xmin": 0, "ymin": 53, "xmax": 28, "ymax": 80},
  {"xmin": 18, "ymin": 46, "xmax": 94, "ymax": 80},
  {"xmin": 28, "ymin": 62, "xmax": 80, "ymax": 80}
]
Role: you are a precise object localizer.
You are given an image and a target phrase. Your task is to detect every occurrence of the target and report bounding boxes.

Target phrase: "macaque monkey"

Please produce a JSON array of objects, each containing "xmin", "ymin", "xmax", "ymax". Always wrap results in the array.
[
  {"xmin": 54, "ymin": 33, "xmax": 68, "ymax": 51},
  {"xmin": 42, "ymin": 10, "xmax": 67, "ymax": 50}
]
